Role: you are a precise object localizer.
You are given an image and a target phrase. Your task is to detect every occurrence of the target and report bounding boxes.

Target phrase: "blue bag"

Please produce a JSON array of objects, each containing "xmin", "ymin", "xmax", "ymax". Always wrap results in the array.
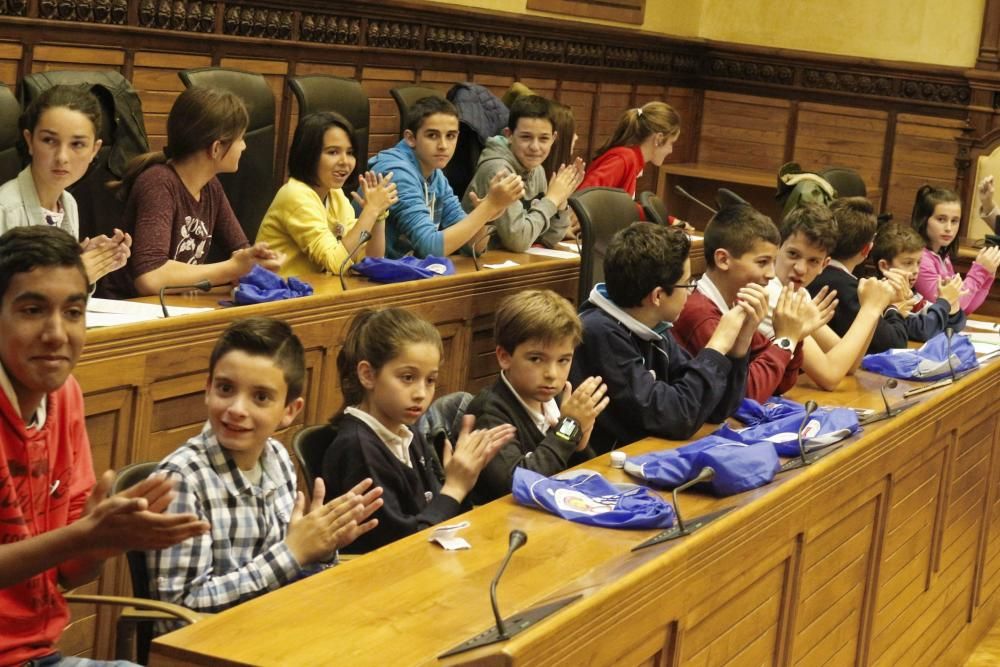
[
  {"xmin": 734, "ymin": 396, "xmax": 804, "ymax": 426},
  {"xmin": 714, "ymin": 406, "xmax": 860, "ymax": 458},
  {"xmin": 512, "ymin": 468, "xmax": 675, "ymax": 530},
  {"xmin": 350, "ymin": 256, "xmax": 455, "ymax": 283},
  {"xmin": 861, "ymin": 331, "xmax": 979, "ymax": 381},
  {"xmin": 625, "ymin": 438, "xmax": 780, "ymax": 496},
  {"xmin": 233, "ymin": 265, "xmax": 313, "ymax": 305}
]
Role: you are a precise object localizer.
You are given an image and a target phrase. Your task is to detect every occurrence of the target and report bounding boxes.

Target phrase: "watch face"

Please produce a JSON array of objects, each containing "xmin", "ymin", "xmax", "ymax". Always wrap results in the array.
[{"xmin": 557, "ymin": 419, "xmax": 578, "ymax": 437}]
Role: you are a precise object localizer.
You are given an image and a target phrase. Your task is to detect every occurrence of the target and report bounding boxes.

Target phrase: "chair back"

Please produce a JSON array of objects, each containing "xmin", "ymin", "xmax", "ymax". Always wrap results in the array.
[
  {"xmin": 292, "ymin": 423, "xmax": 338, "ymax": 490},
  {"xmin": 112, "ymin": 462, "xmax": 160, "ymax": 601},
  {"xmin": 178, "ymin": 67, "xmax": 275, "ymax": 244},
  {"xmin": 288, "ymin": 75, "xmax": 370, "ymax": 174},
  {"xmin": 568, "ymin": 187, "xmax": 642, "ymax": 305},
  {"xmin": 0, "ymin": 83, "xmax": 20, "ymax": 185},
  {"xmin": 389, "ymin": 85, "xmax": 446, "ymax": 137},
  {"xmin": 819, "ymin": 166, "xmax": 867, "ymax": 198},
  {"xmin": 638, "ymin": 191, "xmax": 669, "ymax": 225}
]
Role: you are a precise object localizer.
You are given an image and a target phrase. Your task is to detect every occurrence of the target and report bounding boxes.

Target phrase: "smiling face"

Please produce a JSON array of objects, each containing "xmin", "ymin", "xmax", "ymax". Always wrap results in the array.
[
  {"xmin": 24, "ymin": 106, "xmax": 101, "ymax": 194},
  {"xmin": 497, "ymin": 336, "xmax": 575, "ymax": 412},
  {"xmin": 314, "ymin": 125, "xmax": 357, "ymax": 192},
  {"xmin": 0, "ymin": 264, "xmax": 88, "ymax": 419},
  {"xmin": 359, "ymin": 342, "xmax": 440, "ymax": 433},
  {"xmin": 925, "ymin": 201, "xmax": 961, "ymax": 252},
  {"xmin": 405, "ymin": 113, "xmax": 460, "ymax": 177},
  {"xmin": 206, "ymin": 350, "xmax": 303, "ymax": 470},
  {"xmin": 505, "ymin": 117, "xmax": 555, "ymax": 171},
  {"xmin": 776, "ymin": 231, "xmax": 830, "ymax": 290}
]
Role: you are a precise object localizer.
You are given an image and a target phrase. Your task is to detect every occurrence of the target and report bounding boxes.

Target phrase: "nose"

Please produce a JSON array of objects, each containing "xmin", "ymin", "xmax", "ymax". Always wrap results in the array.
[
  {"xmin": 41, "ymin": 313, "xmax": 68, "ymax": 346},
  {"xmin": 226, "ymin": 393, "xmax": 250, "ymax": 418},
  {"xmin": 764, "ymin": 262, "xmax": 775, "ymax": 281},
  {"xmin": 55, "ymin": 142, "xmax": 70, "ymax": 164},
  {"xmin": 794, "ymin": 259, "xmax": 807, "ymax": 276}
]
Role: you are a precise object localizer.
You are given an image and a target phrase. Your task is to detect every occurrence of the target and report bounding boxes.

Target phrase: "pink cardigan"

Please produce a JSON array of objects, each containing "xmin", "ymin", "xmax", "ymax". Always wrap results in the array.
[{"xmin": 914, "ymin": 247, "xmax": 995, "ymax": 314}]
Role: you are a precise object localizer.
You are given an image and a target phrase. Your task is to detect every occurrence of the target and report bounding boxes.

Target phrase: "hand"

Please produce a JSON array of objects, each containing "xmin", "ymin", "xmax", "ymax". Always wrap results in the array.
[
  {"xmin": 705, "ymin": 303, "xmax": 748, "ymax": 355},
  {"xmin": 805, "ymin": 285, "xmax": 838, "ymax": 333},
  {"xmin": 979, "ymin": 175, "xmax": 996, "ymax": 214},
  {"xmin": 350, "ymin": 171, "xmax": 398, "ymax": 215},
  {"xmin": 882, "ymin": 268, "xmax": 913, "ymax": 302},
  {"xmin": 440, "ymin": 415, "xmax": 516, "ymax": 501},
  {"xmin": 771, "ymin": 285, "xmax": 812, "ymax": 346},
  {"xmin": 558, "ymin": 377, "xmax": 609, "ymax": 450},
  {"xmin": 857, "ymin": 277, "xmax": 895, "ymax": 312},
  {"xmin": 285, "ymin": 478, "xmax": 383, "ymax": 565},
  {"xmin": 232, "ymin": 242, "xmax": 284, "ymax": 276},
  {"xmin": 76, "ymin": 470, "xmax": 209, "ymax": 558},
  {"xmin": 937, "ymin": 274, "xmax": 965, "ymax": 315},
  {"xmin": 545, "ymin": 159, "xmax": 585, "ymax": 209},
  {"xmin": 894, "ymin": 298, "xmax": 915, "ymax": 318},
  {"xmin": 484, "ymin": 169, "xmax": 525, "ymax": 212},
  {"xmin": 79, "ymin": 229, "xmax": 131, "ymax": 283},
  {"xmin": 975, "ymin": 245, "xmax": 1000, "ymax": 275}
]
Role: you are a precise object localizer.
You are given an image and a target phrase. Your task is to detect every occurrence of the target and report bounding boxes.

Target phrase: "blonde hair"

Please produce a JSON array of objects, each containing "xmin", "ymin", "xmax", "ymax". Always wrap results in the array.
[
  {"xmin": 495, "ymin": 289, "xmax": 582, "ymax": 353},
  {"xmin": 595, "ymin": 101, "xmax": 680, "ymax": 159}
]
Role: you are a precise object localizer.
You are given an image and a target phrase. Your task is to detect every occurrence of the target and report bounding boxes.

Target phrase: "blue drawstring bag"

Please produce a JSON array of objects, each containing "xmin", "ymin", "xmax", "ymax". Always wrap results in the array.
[
  {"xmin": 714, "ymin": 406, "xmax": 860, "ymax": 458},
  {"xmin": 625, "ymin": 437, "xmax": 780, "ymax": 496},
  {"xmin": 233, "ymin": 265, "xmax": 313, "ymax": 305},
  {"xmin": 512, "ymin": 468, "xmax": 675, "ymax": 529},
  {"xmin": 350, "ymin": 256, "xmax": 455, "ymax": 283},
  {"xmin": 734, "ymin": 396, "xmax": 804, "ymax": 426},
  {"xmin": 861, "ymin": 331, "xmax": 979, "ymax": 381}
]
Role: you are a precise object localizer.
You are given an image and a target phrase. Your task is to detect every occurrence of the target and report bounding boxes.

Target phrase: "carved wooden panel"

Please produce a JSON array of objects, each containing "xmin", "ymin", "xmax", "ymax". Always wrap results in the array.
[
  {"xmin": 698, "ymin": 91, "xmax": 790, "ymax": 173},
  {"xmin": 361, "ymin": 66, "xmax": 417, "ymax": 155},
  {"xmin": 31, "ymin": 44, "xmax": 124, "ymax": 74},
  {"xmin": 132, "ymin": 52, "xmax": 212, "ymax": 152},
  {"xmin": 0, "ymin": 41, "xmax": 21, "ymax": 88},
  {"xmin": 886, "ymin": 113, "xmax": 966, "ymax": 222},
  {"xmin": 793, "ymin": 102, "xmax": 888, "ymax": 191},
  {"xmin": 558, "ymin": 80, "xmax": 597, "ymax": 160}
]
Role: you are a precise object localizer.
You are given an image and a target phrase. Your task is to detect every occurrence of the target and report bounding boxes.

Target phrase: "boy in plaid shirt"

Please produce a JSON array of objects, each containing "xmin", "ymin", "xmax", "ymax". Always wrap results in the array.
[{"xmin": 147, "ymin": 318, "xmax": 383, "ymax": 617}]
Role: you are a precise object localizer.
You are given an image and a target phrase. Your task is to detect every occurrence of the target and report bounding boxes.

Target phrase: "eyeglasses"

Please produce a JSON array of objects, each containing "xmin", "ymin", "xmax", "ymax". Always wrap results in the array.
[{"xmin": 665, "ymin": 281, "xmax": 698, "ymax": 294}]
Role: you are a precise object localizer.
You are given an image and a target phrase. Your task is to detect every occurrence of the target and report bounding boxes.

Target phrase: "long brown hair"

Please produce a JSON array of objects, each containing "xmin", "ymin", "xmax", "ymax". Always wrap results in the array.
[
  {"xmin": 542, "ymin": 101, "xmax": 576, "ymax": 180},
  {"xmin": 595, "ymin": 101, "xmax": 679, "ymax": 159}
]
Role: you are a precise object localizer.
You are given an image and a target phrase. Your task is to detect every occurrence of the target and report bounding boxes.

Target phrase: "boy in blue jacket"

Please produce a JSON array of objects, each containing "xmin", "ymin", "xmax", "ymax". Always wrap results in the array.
[
  {"xmin": 570, "ymin": 222, "xmax": 759, "ymax": 453},
  {"xmin": 366, "ymin": 96, "xmax": 524, "ymax": 259}
]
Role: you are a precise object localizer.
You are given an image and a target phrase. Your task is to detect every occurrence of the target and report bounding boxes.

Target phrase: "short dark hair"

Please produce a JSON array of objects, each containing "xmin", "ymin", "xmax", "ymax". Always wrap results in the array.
[
  {"xmin": 506, "ymin": 95, "xmax": 552, "ymax": 133},
  {"xmin": 704, "ymin": 205, "xmax": 780, "ymax": 269},
  {"xmin": 495, "ymin": 289, "xmax": 581, "ymax": 353},
  {"xmin": 288, "ymin": 111, "xmax": 358, "ymax": 191},
  {"xmin": 911, "ymin": 184, "xmax": 960, "ymax": 260},
  {"xmin": 0, "ymin": 226, "xmax": 86, "ymax": 305},
  {"xmin": 209, "ymin": 318, "xmax": 306, "ymax": 404},
  {"xmin": 405, "ymin": 96, "xmax": 459, "ymax": 134},
  {"xmin": 828, "ymin": 197, "xmax": 877, "ymax": 260},
  {"xmin": 870, "ymin": 223, "xmax": 925, "ymax": 276},
  {"xmin": 605, "ymin": 222, "xmax": 691, "ymax": 308},
  {"xmin": 780, "ymin": 202, "xmax": 838, "ymax": 254}
]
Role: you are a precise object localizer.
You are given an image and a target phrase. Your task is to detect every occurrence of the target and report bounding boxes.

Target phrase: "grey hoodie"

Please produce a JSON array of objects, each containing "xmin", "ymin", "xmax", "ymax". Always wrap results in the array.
[{"xmin": 461, "ymin": 136, "xmax": 570, "ymax": 252}]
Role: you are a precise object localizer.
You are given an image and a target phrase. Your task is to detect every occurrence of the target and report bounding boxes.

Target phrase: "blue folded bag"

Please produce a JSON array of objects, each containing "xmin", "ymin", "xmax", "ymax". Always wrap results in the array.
[
  {"xmin": 512, "ymin": 468, "xmax": 675, "ymax": 530},
  {"xmin": 861, "ymin": 331, "xmax": 979, "ymax": 381},
  {"xmin": 734, "ymin": 396, "xmax": 804, "ymax": 426},
  {"xmin": 233, "ymin": 265, "xmax": 313, "ymax": 305},
  {"xmin": 350, "ymin": 256, "xmax": 455, "ymax": 283},
  {"xmin": 625, "ymin": 438, "xmax": 780, "ymax": 496},
  {"xmin": 713, "ymin": 406, "xmax": 860, "ymax": 457}
]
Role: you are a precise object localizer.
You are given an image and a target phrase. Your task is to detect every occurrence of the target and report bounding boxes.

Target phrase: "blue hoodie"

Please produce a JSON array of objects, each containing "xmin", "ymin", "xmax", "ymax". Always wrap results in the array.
[{"xmin": 364, "ymin": 140, "xmax": 466, "ymax": 259}]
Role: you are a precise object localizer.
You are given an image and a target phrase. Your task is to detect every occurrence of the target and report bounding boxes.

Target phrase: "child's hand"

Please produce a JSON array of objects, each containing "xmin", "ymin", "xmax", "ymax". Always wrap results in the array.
[
  {"xmin": 705, "ymin": 304, "xmax": 747, "ymax": 356},
  {"xmin": 938, "ymin": 274, "xmax": 965, "ymax": 314},
  {"xmin": 79, "ymin": 229, "xmax": 131, "ymax": 283},
  {"xmin": 857, "ymin": 277, "xmax": 894, "ymax": 312},
  {"xmin": 882, "ymin": 268, "xmax": 912, "ymax": 303},
  {"xmin": 285, "ymin": 478, "xmax": 383, "ymax": 566},
  {"xmin": 484, "ymin": 170, "xmax": 525, "ymax": 212},
  {"xmin": 805, "ymin": 285, "xmax": 838, "ymax": 333},
  {"xmin": 772, "ymin": 285, "xmax": 812, "ymax": 346},
  {"xmin": 351, "ymin": 171, "xmax": 398, "ymax": 215},
  {"xmin": 559, "ymin": 377, "xmax": 609, "ymax": 451},
  {"xmin": 895, "ymin": 298, "xmax": 915, "ymax": 318},
  {"xmin": 545, "ymin": 159, "xmax": 585, "ymax": 209},
  {"xmin": 440, "ymin": 415, "xmax": 516, "ymax": 502},
  {"xmin": 979, "ymin": 175, "xmax": 996, "ymax": 215},
  {"xmin": 975, "ymin": 245, "xmax": 1000, "ymax": 275}
]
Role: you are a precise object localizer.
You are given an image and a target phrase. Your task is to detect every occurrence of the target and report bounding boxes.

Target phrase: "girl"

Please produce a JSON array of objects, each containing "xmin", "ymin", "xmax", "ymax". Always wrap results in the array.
[
  {"xmin": 107, "ymin": 86, "xmax": 281, "ymax": 298},
  {"xmin": 321, "ymin": 308, "xmax": 515, "ymax": 554},
  {"xmin": 0, "ymin": 85, "xmax": 131, "ymax": 284},
  {"xmin": 542, "ymin": 101, "xmax": 578, "ymax": 182},
  {"xmin": 256, "ymin": 112, "xmax": 397, "ymax": 277},
  {"xmin": 578, "ymin": 101, "xmax": 680, "ymax": 197},
  {"xmin": 911, "ymin": 184, "xmax": 1000, "ymax": 315}
]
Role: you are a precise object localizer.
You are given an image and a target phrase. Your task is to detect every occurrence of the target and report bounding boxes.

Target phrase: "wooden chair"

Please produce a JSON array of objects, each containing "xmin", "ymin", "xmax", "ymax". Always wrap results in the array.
[{"xmin": 568, "ymin": 187, "xmax": 642, "ymax": 305}]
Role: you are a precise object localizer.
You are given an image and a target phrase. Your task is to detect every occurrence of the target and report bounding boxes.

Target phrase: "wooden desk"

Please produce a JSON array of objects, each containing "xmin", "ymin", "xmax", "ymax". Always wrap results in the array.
[
  {"xmin": 62, "ymin": 251, "xmax": 579, "ymax": 660},
  {"xmin": 148, "ymin": 349, "xmax": 1000, "ymax": 665}
]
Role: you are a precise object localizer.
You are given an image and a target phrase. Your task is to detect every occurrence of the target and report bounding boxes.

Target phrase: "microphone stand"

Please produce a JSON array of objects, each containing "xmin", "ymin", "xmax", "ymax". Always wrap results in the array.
[
  {"xmin": 158, "ymin": 280, "xmax": 214, "ymax": 318},
  {"xmin": 674, "ymin": 185, "xmax": 717, "ymax": 215},
  {"xmin": 489, "ymin": 530, "xmax": 526, "ymax": 639},
  {"xmin": 632, "ymin": 466, "xmax": 735, "ymax": 551},
  {"xmin": 779, "ymin": 401, "xmax": 831, "ymax": 472},
  {"xmin": 338, "ymin": 230, "xmax": 372, "ymax": 291},
  {"xmin": 470, "ymin": 226, "xmax": 497, "ymax": 272},
  {"xmin": 903, "ymin": 328, "xmax": 973, "ymax": 398}
]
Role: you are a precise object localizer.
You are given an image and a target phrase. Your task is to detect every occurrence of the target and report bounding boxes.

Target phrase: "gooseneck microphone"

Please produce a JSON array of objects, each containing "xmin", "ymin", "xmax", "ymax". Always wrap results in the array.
[
  {"xmin": 490, "ymin": 530, "xmax": 528, "ymax": 639},
  {"xmin": 671, "ymin": 466, "xmax": 715, "ymax": 534},
  {"xmin": 158, "ymin": 280, "xmax": 214, "ymax": 318},
  {"xmin": 880, "ymin": 379, "xmax": 899, "ymax": 418},
  {"xmin": 674, "ymin": 185, "xmax": 718, "ymax": 215},
  {"xmin": 471, "ymin": 226, "xmax": 497, "ymax": 272},
  {"xmin": 338, "ymin": 230, "xmax": 372, "ymax": 291},
  {"xmin": 794, "ymin": 400, "xmax": 819, "ymax": 467}
]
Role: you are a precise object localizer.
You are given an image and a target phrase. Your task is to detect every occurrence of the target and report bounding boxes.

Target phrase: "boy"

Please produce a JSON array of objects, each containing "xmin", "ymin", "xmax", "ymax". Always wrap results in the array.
[
  {"xmin": 467, "ymin": 289, "xmax": 608, "ymax": 503},
  {"xmin": 0, "ymin": 226, "xmax": 208, "ymax": 667},
  {"xmin": 870, "ymin": 223, "xmax": 966, "ymax": 340},
  {"xmin": 761, "ymin": 204, "xmax": 896, "ymax": 390},
  {"xmin": 570, "ymin": 222, "xmax": 757, "ymax": 453},
  {"xmin": 148, "ymin": 317, "xmax": 383, "ymax": 617},
  {"xmin": 366, "ymin": 96, "xmax": 525, "ymax": 259},
  {"xmin": 807, "ymin": 197, "xmax": 911, "ymax": 354},
  {"xmin": 462, "ymin": 95, "xmax": 584, "ymax": 252},
  {"xmin": 672, "ymin": 205, "xmax": 820, "ymax": 403}
]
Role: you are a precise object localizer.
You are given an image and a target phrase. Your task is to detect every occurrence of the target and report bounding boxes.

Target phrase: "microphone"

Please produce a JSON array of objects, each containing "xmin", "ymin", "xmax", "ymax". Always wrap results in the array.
[
  {"xmin": 674, "ymin": 185, "xmax": 717, "ymax": 215},
  {"xmin": 490, "ymin": 530, "xmax": 527, "ymax": 639},
  {"xmin": 671, "ymin": 466, "xmax": 714, "ymax": 535},
  {"xmin": 858, "ymin": 379, "xmax": 904, "ymax": 425},
  {"xmin": 158, "ymin": 280, "xmax": 214, "ymax": 318},
  {"xmin": 779, "ymin": 400, "xmax": 844, "ymax": 473},
  {"xmin": 338, "ymin": 230, "xmax": 372, "ymax": 291},
  {"xmin": 471, "ymin": 226, "xmax": 497, "ymax": 272},
  {"xmin": 633, "ymin": 466, "xmax": 735, "ymax": 550},
  {"xmin": 946, "ymin": 327, "xmax": 957, "ymax": 384},
  {"xmin": 794, "ymin": 400, "xmax": 819, "ymax": 467},
  {"xmin": 880, "ymin": 379, "xmax": 899, "ymax": 418}
]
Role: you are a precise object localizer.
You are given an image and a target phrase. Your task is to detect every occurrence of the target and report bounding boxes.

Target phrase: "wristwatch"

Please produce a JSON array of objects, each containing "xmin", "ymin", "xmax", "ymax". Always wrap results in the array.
[
  {"xmin": 772, "ymin": 337, "xmax": 794, "ymax": 352},
  {"xmin": 553, "ymin": 416, "xmax": 582, "ymax": 445}
]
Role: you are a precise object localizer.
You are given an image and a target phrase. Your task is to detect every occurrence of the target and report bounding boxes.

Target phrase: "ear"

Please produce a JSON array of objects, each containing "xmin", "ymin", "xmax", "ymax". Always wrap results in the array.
[
  {"xmin": 357, "ymin": 359, "xmax": 377, "ymax": 391},
  {"xmin": 821, "ymin": 256, "xmax": 831, "ymax": 270},
  {"xmin": 279, "ymin": 396, "xmax": 305, "ymax": 429},
  {"xmin": 496, "ymin": 345, "xmax": 512, "ymax": 371},
  {"xmin": 209, "ymin": 139, "xmax": 223, "ymax": 160},
  {"xmin": 403, "ymin": 129, "xmax": 417, "ymax": 148},
  {"xmin": 643, "ymin": 286, "xmax": 664, "ymax": 308},
  {"xmin": 502, "ymin": 127, "xmax": 512, "ymax": 140},
  {"xmin": 21, "ymin": 129, "xmax": 33, "ymax": 157},
  {"xmin": 876, "ymin": 258, "xmax": 890, "ymax": 275},
  {"xmin": 713, "ymin": 248, "xmax": 731, "ymax": 271},
  {"xmin": 90, "ymin": 138, "xmax": 103, "ymax": 161}
]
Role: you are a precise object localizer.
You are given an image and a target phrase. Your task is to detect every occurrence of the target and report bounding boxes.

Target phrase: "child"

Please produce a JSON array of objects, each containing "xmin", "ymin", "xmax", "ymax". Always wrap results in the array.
[
  {"xmin": 911, "ymin": 185, "xmax": 1000, "ymax": 315},
  {"xmin": 107, "ymin": 86, "xmax": 282, "ymax": 298},
  {"xmin": 365, "ymin": 96, "xmax": 524, "ymax": 259},
  {"xmin": 807, "ymin": 197, "xmax": 912, "ymax": 354},
  {"xmin": 763, "ymin": 203, "xmax": 896, "ymax": 390},
  {"xmin": 148, "ymin": 317, "xmax": 383, "ymax": 616},
  {"xmin": 0, "ymin": 85, "xmax": 131, "ymax": 285},
  {"xmin": 570, "ymin": 222, "xmax": 756, "ymax": 453},
  {"xmin": 462, "ymin": 95, "xmax": 583, "ymax": 252},
  {"xmin": 257, "ymin": 112, "xmax": 398, "ymax": 277},
  {"xmin": 578, "ymin": 101, "xmax": 679, "ymax": 197},
  {"xmin": 871, "ymin": 222, "xmax": 966, "ymax": 339},
  {"xmin": 321, "ymin": 307, "xmax": 516, "ymax": 553},
  {"xmin": 467, "ymin": 289, "xmax": 608, "ymax": 503},
  {"xmin": 672, "ymin": 205, "xmax": 819, "ymax": 403},
  {"xmin": 0, "ymin": 226, "xmax": 207, "ymax": 666}
]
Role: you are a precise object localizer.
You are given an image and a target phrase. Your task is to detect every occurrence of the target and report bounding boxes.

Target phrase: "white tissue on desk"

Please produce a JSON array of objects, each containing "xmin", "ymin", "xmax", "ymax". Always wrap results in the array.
[
  {"xmin": 429, "ymin": 521, "xmax": 471, "ymax": 550},
  {"xmin": 484, "ymin": 260, "xmax": 520, "ymax": 269}
]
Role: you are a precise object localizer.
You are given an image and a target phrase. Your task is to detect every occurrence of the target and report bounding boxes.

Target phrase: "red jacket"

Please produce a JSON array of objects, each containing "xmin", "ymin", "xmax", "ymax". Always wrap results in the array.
[
  {"xmin": 0, "ymin": 376, "xmax": 95, "ymax": 666},
  {"xmin": 672, "ymin": 290, "xmax": 803, "ymax": 403},
  {"xmin": 579, "ymin": 145, "xmax": 645, "ymax": 196}
]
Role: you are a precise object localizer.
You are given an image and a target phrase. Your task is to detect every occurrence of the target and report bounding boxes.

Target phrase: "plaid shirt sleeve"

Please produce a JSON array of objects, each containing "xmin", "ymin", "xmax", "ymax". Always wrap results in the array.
[{"xmin": 147, "ymin": 455, "xmax": 305, "ymax": 614}]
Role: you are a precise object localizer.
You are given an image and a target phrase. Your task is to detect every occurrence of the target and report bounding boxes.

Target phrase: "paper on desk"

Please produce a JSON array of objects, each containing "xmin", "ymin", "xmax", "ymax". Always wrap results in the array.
[
  {"xmin": 964, "ymin": 318, "xmax": 1000, "ymax": 333},
  {"xmin": 483, "ymin": 260, "xmax": 520, "ymax": 269},
  {"xmin": 429, "ymin": 521, "xmax": 471, "ymax": 550},
  {"xmin": 526, "ymin": 247, "xmax": 579, "ymax": 259},
  {"xmin": 557, "ymin": 241, "xmax": 581, "ymax": 253},
  {"xmin": 86, "ymin": 297, "xmax": 212, "ymax": 327}
]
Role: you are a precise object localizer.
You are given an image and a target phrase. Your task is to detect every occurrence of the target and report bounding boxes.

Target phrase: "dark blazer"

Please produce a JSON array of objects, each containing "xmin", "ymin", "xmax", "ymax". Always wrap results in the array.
[{"xmin": 808, "ymin": 265, "xmax": 907, "ymax": 354}]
